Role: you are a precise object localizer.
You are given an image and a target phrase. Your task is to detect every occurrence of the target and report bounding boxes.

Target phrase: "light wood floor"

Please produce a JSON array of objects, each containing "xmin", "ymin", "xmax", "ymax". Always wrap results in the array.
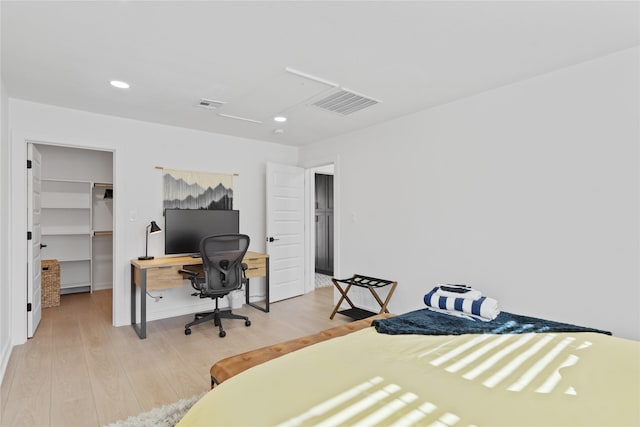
[{"xmin": 0, "ymin": 287, "xmax": 347, "ymax": 427}]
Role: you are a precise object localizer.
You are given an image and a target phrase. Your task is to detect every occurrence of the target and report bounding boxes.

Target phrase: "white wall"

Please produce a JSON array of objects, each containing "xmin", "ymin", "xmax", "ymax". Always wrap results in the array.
[
  {"xmin": 37, "ymin": 144, "xmax": 113, "ymax": 182},
  {"xmin": 301, "ymin": 47, "xmax": 640, "ymax": 340},
  {"xmin": 0, "ymin": 66, "xmax": 13, "ymax": 382},
  {"xmin": 8, "ymin": 100, "xmax": 298, "ymax": 344}
]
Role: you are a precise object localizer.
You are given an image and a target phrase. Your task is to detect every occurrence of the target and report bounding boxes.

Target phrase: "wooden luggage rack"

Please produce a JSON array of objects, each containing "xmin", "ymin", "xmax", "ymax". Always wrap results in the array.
[{"xmin": 330, "ymin": 274, "xmax": 398, "ymax": 320}]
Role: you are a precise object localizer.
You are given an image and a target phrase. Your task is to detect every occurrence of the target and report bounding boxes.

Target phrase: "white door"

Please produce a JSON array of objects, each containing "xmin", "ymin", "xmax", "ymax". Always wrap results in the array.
[
  {"xmin": 266, "ymin": 163, "xmax": 305, "ymax": 302},
  {"xmin": 27, "ymin": 143, "xmax": 43, "ymax": 337}
]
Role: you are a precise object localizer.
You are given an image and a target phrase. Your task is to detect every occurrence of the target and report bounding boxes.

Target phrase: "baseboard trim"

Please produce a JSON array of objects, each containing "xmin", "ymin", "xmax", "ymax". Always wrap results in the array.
[
  {"xmin": 0, "ymin": 339, "xmax": 12, "ymax": 387},
  {"xmin": 92, "ymin": 281, "xmax": 113, "ymax": 291},
  {"xmin": 145, "ymin": 300, "xmax": 230, "ymax": 324},
  {"xmin": 114, "ymin": 297, "xmax": 230, "ymax": 327}
]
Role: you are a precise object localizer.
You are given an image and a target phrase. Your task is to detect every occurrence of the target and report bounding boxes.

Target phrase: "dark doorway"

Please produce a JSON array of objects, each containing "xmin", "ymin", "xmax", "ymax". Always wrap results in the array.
[{"xmin": 315, "ymin": 173, "xmax": 334, "ymax": 275}]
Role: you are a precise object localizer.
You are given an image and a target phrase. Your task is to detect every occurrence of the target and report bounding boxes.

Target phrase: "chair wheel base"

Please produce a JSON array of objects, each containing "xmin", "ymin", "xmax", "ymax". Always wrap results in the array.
[{"xmin": 184, "ymin": 308, "xmax": 251, "ymax": 338}]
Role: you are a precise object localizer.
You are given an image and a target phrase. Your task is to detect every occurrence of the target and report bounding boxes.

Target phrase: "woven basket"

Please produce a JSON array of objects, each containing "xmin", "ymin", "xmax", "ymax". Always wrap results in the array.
[{"xmin": 41, "ymin": 259, "xmax": 60, "ymax": 308}]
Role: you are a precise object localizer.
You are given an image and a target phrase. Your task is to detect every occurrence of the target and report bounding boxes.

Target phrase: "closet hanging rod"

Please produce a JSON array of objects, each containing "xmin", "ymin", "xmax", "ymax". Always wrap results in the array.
[
  {"xmin": 154, "ymin": 166, "xmax": 239, "ymax": 176},
  {"xmin": 94, "ymin": 182, "xmax": 113, "ymax": 188}
]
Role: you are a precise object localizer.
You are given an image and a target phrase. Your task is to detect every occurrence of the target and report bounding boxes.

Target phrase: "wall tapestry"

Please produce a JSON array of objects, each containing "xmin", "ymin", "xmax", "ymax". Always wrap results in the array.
[{"xmin": 163, "ymin": 168, "xmax": 233, "ymax": 210}]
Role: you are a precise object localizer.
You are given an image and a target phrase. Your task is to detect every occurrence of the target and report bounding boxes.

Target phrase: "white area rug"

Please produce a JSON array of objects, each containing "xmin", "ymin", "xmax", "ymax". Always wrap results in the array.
[{"xmin": 104, "ymin": 392, "xmax": 206, "ymax": 427}]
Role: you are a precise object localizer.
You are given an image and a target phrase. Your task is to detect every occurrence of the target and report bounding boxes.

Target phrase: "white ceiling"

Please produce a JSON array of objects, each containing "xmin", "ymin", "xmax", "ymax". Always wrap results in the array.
[{"xmin": 2, "ymin": 1, "xmax": 638, "ymax": 147}]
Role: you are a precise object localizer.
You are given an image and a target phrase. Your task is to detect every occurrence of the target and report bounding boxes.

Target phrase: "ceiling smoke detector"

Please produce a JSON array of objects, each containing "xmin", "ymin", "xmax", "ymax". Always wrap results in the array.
[
  {"xmin": 312, "ymin": 88, "xmax": 380, "ymax": 115},
  {"xmin": 196, "ymin": 98, "xmax": 226, "ymax": 110}
]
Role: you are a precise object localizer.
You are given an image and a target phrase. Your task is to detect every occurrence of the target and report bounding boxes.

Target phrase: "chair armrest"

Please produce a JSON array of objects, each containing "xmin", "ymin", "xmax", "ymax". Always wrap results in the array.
[
  {"xmin": 179, "ymin": 268, "xmax": 198, "ymax": 278},
  {"xmin": 179, "ymin": 268, "xmax": 202, "ymax": 292}
]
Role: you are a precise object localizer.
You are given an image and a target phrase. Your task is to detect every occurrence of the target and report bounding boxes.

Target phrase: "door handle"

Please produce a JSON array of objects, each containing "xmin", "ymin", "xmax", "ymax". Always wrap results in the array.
[
  {"xmin": 267, "ymin": 237, "xmax": 280, "ymax": 243},
  {"xmin": 40, "ymin": 243, "xmax": 47, "ymax": 249}
]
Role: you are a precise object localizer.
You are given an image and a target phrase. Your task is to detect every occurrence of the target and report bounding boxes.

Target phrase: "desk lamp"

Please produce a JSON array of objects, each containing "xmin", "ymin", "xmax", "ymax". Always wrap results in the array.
[{"xmin": 139, "ymin": 220, "xmax": 162, "ymax": 260}]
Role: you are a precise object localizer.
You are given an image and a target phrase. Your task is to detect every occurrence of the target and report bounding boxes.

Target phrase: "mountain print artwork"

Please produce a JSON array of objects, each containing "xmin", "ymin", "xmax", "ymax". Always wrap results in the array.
[{"xmin": 163, "ymin": 169, "xmax": 233, "ymax": 210}]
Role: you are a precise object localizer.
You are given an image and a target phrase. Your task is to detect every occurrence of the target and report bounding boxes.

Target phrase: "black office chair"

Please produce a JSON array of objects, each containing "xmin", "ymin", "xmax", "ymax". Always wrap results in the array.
[{"xmin": 180, "ymin": 234, "xmax": 251, "ymax": 338}]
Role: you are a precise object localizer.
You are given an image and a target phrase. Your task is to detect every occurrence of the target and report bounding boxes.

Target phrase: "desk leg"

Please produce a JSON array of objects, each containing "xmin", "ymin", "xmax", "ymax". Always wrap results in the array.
[
  {"xmin": 245, "ymin": 258, "xmax": 270, "ymax": 313},
  {"xmin": 265, "ymin": 258, "xmax": 270, "ymax": 312},
  {"xmin": 130, "ymin": 265, "xmax": 135, "ymax": 331},
  {"xmin": 131, "ymin": 266, "xmax": 147, "ymax": 339}
]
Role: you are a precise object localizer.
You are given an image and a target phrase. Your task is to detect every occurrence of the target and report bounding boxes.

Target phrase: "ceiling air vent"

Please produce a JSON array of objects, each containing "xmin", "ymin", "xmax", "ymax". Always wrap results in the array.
[
  {"xmin": 196, "ymin": 98, "xmax": 226, "ymax": 110},
  {"xmin": 312, "ymin": 88, "xmax": 380, "ymax": 115}
]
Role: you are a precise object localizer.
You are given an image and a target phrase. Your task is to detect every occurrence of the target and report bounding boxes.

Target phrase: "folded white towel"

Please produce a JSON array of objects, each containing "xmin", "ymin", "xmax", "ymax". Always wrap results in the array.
[
  {"xmin": 424, "ymin": 287, "xmax": 500, "ymax": 321},
  {"xmin": 434, "ymin": 284, "xmax": 482, "ymax": 300}
]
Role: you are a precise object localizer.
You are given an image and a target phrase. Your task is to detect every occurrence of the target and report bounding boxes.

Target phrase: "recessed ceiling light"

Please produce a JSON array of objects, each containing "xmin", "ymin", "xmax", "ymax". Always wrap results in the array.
[
  {"xmin": 274, "ymin": 116, "xmax": 287, "ymax": 123},
  {"xmin": 110, "ymin": 80, "xmax": 130, "ymax": 89}
]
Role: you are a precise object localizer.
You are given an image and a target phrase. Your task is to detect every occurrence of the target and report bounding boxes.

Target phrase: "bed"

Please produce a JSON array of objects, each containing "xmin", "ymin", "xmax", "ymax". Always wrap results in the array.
[{"xmin": 178, "ymin": 309, "xmax": 639, "ymax": 427}]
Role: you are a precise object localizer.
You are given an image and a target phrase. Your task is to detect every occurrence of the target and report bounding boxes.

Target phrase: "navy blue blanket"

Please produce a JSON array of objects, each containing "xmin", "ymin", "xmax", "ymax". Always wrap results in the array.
[{"xmin": 372, "ymin": 309, "xmax": 611, "ymax": 336}]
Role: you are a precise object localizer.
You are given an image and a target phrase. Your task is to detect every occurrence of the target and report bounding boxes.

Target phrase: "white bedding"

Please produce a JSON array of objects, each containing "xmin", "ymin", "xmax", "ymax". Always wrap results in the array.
[{"xmin": 179, "ymin": 328, "xmax": 639, "ymax": 426}]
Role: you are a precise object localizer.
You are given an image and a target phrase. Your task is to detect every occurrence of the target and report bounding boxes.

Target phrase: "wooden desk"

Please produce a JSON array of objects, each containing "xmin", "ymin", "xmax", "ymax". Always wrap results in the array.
[{"xmin": 130, "ymin": 251, "xmax": 269, "ymax": 339}]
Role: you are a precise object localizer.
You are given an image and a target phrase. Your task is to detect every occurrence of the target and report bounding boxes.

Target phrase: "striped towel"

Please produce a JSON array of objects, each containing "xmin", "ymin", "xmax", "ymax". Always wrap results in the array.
[{"xmin": 424, "ymin": 287, "xmax": 500, "ymax": 320}]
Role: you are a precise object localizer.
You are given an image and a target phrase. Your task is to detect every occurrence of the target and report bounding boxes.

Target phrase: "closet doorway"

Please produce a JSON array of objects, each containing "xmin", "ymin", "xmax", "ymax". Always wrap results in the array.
[{"xmin": 33, "ymin": 143, "xmax": 114, "ymax": 325}]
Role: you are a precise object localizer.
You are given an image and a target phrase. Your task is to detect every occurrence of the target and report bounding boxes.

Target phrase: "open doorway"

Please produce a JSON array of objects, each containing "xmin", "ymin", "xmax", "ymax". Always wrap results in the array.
[
  {"xmin": 32, "ymin": 143, "xmax": 114, "ymax": 328},
  {"xmin": 311, "ymin": 164, "xmax": 334, "ymax": 289}
]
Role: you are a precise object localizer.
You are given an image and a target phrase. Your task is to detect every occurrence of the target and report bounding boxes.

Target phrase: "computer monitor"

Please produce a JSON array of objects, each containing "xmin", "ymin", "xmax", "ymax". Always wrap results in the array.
[{"xmin": 164, "ymin": 209, "xmax": 240, "ymax": 255}]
